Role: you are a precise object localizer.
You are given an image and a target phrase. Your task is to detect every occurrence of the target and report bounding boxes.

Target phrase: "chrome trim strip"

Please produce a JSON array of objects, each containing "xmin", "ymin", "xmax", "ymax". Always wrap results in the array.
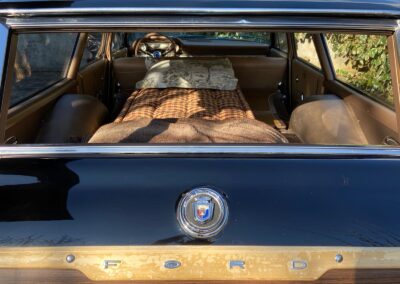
[
  {"xmin": 0, "ymin": 23, "xmax": 10, "ymax": 143},
  {"xmin": 6, "ymin": 16, "xmax": 397, "ymax": 32},
  {"xmin": 0, "ymin": 23, "xmax": 8, "ymax": 86},
  {"xmin": 0, "ymin": 145, "xmax": 400, "ymax": 158},
  {"xmin": 1, "ymin": 8, "xmax": 400, "ymax": 17},
  {"xmin": 393, "ymin": 28, "xmax": 400, "ymax": 140}
]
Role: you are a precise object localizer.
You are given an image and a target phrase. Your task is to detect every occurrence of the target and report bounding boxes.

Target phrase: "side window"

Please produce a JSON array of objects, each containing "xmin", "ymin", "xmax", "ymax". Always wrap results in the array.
[
  {"xmin": 112, "ymin": 33, "xmax": 124, "ymax": 52},
  {"xmin": 325, "ymin": 33, "xmax": 393, "ymax": 108},
  {"xmin": 111, "ymin": 33, "xmax": 126, "ymax": 59},
  {"xmin": 80, "ymin": 33, "xmax": 103, "ymax": 69},
  {"xmin": 12, "ymin": 33, "xmax": 77, "ymax": 107},
  {"xmin": 274, "ymin": 33, "xmax": 288, "ymax": 53},
  {"xmin": 294, "ymin": 33, "xmax": 322, "ymax": 69},
  {"xmin": 127, "ymin": 32, "xmax": 146, "ymax": 46}
]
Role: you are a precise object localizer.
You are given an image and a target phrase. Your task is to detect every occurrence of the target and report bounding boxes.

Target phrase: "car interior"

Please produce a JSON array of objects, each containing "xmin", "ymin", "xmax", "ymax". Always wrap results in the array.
[{"xmin": 3, "ymin": 31, "xmax": 398, "ymax": 146}]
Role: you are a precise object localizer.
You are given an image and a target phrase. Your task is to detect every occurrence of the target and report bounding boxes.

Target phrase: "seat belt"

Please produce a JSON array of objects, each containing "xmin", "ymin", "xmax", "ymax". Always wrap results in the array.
[{"xmin": 268, "ymin": 91, "xmax": 288, "ymax": 130}]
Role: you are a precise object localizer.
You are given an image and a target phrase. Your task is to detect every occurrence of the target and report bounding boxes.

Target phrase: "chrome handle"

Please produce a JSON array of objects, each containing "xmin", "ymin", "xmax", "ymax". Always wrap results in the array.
[{"xmin": 5, "ymin": 136, "xmax": 18, "ymax": 144}]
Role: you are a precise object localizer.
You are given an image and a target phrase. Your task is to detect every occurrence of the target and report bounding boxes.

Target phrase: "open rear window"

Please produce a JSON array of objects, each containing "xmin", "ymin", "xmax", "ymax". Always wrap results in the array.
[{"xmin": 2, "ymin": 30, "xmax": 399, "ymax": 147}]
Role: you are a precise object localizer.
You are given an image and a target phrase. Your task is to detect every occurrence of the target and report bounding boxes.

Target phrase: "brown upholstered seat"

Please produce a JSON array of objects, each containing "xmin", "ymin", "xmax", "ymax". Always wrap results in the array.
[{"xmin": 289, "ymin": 95, "xmax": 368, "ymax": 145}]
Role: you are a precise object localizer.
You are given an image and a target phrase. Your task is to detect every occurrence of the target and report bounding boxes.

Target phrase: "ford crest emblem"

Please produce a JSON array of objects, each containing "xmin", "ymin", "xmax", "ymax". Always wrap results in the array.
[
  {"xmin": 193, "ymin": 196, "xmax": 214, "ymax": 223},
  {"xmin": 177, "ymin": 187, "xmax": 228, "ymax": 239}
]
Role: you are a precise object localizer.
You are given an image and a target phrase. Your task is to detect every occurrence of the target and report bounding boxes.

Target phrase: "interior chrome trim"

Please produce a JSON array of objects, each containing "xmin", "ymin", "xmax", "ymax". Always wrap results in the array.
[
  {"xmin": 0, "ymin": 145, "xmax": 400, "ymax": 158},
  {"xmin": 1, "ymin": 8, "xmax": 400, "ymax": 17}
]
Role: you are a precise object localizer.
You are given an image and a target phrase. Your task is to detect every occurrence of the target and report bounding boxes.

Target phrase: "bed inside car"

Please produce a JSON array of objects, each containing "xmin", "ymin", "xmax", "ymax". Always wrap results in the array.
[
  {"xmin": 6, "ymin": 30, "xmax": 397, "ymax": 147},
  {"xmin": 89, "ymin": 58, "xmax": 289, "ymax": 143}
]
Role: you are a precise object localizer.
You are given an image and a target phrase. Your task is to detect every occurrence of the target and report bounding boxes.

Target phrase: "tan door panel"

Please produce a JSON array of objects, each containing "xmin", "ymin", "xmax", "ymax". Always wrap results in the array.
[
  {"xmin": 113, "ymin": 57, "xmax": 147, "ymax": 95},
  {"xmin": 77, "ymin": 58, "xmax": 107, "ymax": 97},
  {"xmin": 229, "ymin": 56, "xmax": 287, "ymax": 111},
  {"xmin": 292, "ymin": 59, "xmax": 324, "ymax": 107}
]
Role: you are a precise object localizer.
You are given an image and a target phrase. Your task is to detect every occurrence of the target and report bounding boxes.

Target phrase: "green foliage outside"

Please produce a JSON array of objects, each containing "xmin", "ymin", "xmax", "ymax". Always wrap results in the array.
[
  {"xmin": 325, "ymin": 34, "xmax": 393, "ymax": 107},
  {"xmin": 295, "ymin": 33, "xmax": 392, "ymax": 106}
]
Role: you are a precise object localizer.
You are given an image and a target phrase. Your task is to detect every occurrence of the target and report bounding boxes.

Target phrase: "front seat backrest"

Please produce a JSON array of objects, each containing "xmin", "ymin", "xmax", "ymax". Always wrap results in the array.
[{"xmin": 289, "ymin": 95, "xmax": 368, "ymax": 145}]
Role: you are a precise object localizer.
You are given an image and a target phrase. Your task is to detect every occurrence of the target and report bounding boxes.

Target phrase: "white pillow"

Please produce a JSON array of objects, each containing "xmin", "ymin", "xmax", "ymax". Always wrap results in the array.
[{"xmin": 136, "ymin": 58, "xmax": 238, "ymax": 91}]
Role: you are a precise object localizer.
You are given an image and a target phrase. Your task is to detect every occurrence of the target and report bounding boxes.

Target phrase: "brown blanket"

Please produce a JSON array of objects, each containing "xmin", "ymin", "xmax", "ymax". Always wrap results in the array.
[
  {"xmin": 89, "ymin": 118, "xmax": 288, "ymax": 144},
  {"xmin": 115, "ymin": 88, "xmax": 254, "ymax": 122}
]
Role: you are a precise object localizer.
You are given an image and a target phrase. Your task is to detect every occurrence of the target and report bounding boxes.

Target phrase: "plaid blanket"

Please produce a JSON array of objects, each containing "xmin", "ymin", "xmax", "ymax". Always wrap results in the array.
[
  {"xmin": 90, "ymin": 118, "xmax": 288, "ymax": 144},
  {"xmin": 115, "ymin": 88, "xmax": 254, "ymax": 122}
]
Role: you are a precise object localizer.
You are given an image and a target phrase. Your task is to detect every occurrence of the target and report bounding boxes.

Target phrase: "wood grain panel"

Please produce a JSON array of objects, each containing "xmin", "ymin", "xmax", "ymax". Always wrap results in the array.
[
  {"xmin": 1, "ymin": 269, "xmax": 400, "ymax": 284},
  {"xmin": 0, "ymin": 246, "xmax": 400, "ymax": 282}
]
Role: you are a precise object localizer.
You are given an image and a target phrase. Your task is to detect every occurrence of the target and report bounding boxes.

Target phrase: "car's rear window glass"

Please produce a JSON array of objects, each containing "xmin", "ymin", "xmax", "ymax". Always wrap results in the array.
[
  {"xmin": 11, "ymin": 33, "xmax": 78, "ymax": 107},
  {"xmin": 295, "ymin": 33, "xmax": 321, "ymax": 69},
  {"xmin": 325, "ymin": 33, "xmax": 393, "ymax": 108}
]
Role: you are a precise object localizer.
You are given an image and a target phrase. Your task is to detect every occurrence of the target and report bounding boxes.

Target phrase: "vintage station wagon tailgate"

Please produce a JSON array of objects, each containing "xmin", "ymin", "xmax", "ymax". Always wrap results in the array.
[{"xmin": 0, "ymin": 146, "xmax": 400, "ymax": 282}]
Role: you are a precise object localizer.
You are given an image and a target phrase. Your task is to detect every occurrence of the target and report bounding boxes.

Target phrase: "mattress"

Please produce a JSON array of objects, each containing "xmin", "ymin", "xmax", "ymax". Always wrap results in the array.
[
  {"xmin": 115, "ymin": 88, "xmax": 255, "ymax": 123},
  {"xmin": 89, "ymin": 118, "xmax": 289, "ymax": 144}
]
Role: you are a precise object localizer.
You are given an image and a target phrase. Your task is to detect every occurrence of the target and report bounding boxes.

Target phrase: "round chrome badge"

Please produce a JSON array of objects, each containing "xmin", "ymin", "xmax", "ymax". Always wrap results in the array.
[{"xmin": 177, "ymin": 187, "xmax": 228, "ymax": 239}]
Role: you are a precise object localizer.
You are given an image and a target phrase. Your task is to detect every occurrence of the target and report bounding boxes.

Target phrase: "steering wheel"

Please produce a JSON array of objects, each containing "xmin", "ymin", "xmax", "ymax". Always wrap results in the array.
[{"xmin": 133, "ymin": 33, "xmax": 177, "ymax": 59}]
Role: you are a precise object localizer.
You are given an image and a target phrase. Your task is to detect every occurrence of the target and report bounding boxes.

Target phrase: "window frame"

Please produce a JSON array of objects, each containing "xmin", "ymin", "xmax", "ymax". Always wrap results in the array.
[
  {"xmin": 79, "ymin": 32, "xmax": 105, "ymax": 70},
  {"xmin": 273, "ymin": 32, "xmax": 289, "ymax": 53},
  {"xmin": 111, "ymin": 32, "xmax": 125, "ymax": 52},
  {"xmin": 0, "ymin": 23, "xmax": 12, "ymax": 143},
  {"xmin": 9, "ymin": 32, "xmax": 79, "ymax": 109},
  {"xmin": 323, "ymin": 33, "xmax": 395, "ymax": 110},
  {"xmin": 0, "ymin": 17, "xmax": 398, "ymax": 147},
  {"xmin": 293, "ymin": 33, "xmax": 323, "ymax": 71}
]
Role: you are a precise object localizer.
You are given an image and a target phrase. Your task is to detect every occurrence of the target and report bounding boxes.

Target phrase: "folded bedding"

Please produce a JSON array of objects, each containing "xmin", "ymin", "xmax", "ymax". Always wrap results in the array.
[
  {"xmin": 99, "ymin": 58, "xmax": 287, "ymax": 144},
  {"xmin": 136, "ymin": 58, "xmax": 238, "ymax": 90},
  {"xmin": 89, "ymin": 118, "xmax": 288, "ymax": 144}
]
